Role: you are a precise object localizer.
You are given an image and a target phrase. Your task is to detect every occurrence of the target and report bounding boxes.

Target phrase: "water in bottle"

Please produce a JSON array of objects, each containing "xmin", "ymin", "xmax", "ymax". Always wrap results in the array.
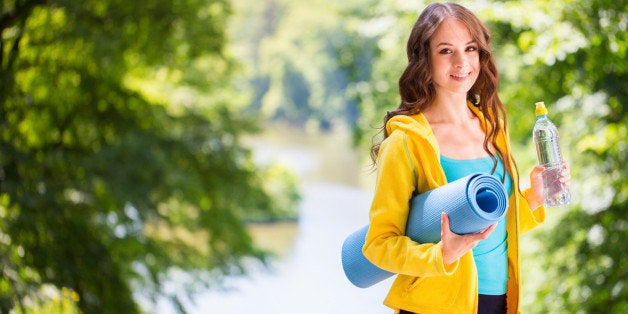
[{"xmin": 533, "ymin": 102, "xmax": 571, "ymax": 207}]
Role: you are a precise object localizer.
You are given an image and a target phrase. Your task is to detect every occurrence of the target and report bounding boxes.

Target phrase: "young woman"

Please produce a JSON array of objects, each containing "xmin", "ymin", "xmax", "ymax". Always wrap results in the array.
[{"xmin": 362, "ymin": 3, "xmax": 569, "ymax": 314}]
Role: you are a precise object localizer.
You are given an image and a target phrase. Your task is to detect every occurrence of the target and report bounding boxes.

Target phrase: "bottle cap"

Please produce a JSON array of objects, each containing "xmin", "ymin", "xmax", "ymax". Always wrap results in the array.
[{"xmin": 535, "ymin": 102, "xmax": 548, "ymax": 116}]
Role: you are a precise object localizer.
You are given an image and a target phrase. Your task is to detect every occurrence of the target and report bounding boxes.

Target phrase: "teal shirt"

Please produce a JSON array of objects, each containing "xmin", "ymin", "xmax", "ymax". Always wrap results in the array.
[{"xmin": 440, "ymin": 154, "xmax": 512, "ymax": 295}]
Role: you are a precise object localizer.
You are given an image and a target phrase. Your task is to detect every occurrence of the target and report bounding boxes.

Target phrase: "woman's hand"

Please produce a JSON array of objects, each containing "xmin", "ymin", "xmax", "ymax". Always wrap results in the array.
[
  {"xmin": 526, "ymin": 162, "xmax": 571, "ymax": 210},
  {"xmin": 440, "ymin": 212, "xmax": 496, "ymax": 265},
  {"xmin": 526, "ymin": 165, "xmax": 545, "ymax": 210},
  {"xmin": 559, "ymin": 162, "xmax": 572, "ymax": 186}
]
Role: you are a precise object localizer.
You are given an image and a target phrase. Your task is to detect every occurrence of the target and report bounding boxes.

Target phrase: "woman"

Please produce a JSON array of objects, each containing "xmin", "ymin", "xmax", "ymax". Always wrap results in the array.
[{"xmin": 362, "ymin": 3, "xmax": 569, "ymax": 314}]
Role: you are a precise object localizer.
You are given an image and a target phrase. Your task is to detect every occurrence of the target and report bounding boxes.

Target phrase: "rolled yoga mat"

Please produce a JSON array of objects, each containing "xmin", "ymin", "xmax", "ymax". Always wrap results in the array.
[{"xmin": 341, "ymin": 172, "xmax": 508, "ymax": 288}]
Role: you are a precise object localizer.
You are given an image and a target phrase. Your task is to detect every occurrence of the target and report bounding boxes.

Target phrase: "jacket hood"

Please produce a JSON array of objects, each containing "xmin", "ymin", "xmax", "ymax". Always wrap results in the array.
[{"xmin": 386, "ymin": 113, "xmax": 432, "ymax": 137}]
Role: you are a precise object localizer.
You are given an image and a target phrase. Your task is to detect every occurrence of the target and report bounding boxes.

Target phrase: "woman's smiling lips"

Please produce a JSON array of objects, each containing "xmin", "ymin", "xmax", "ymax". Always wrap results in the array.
[{"xmin": 451, "ymin": 72, "xmax": 471, "ymax": 81}]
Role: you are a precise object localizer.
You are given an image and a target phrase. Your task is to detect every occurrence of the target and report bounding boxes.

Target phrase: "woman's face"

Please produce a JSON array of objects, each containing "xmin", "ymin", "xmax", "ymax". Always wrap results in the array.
[{"xmin": 429, "ymin": 18, "xmax": 480, "ymax": 97}]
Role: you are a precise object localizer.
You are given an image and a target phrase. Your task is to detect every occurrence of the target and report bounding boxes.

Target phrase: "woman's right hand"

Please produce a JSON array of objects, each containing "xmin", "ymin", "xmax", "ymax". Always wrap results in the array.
[{"xmin": 440, "ymin": 212, "xmax": 496, "ymax": 265}]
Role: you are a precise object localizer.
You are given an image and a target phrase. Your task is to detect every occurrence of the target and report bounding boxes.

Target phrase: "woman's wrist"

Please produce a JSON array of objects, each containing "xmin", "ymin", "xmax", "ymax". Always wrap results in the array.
[{"xmin": 524, "ymin": 188, "xmax": 543, "ymax": 211}]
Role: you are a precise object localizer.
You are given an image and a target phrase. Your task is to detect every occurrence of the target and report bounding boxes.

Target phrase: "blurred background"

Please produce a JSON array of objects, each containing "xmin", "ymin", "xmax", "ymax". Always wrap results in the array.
[{"xmin": 0, "ymin": 0, "xmax": 626, "ymax": 313}]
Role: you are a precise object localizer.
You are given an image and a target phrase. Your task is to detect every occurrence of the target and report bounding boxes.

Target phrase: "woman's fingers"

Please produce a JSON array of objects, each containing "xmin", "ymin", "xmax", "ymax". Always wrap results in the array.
[
  {"xmin": 560, "ymin": 162, "xmax": 571, "ymax": 184},
  {"xmin": 441, "ymin": 212, "xmax": 451, "ymax": 234},
  {"xmin": 474, "ymin": 222, "xmax": 497, "ymax": 240},
  {"xmin": 440, "ymin": 213, "xmax": 497, "ymax": 265}
]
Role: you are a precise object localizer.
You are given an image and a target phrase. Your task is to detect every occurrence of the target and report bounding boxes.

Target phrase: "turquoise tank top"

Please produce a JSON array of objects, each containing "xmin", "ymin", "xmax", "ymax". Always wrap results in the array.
[{"xmin": 440, "ymin": 154, "xmax": 512, "ymax": 295}]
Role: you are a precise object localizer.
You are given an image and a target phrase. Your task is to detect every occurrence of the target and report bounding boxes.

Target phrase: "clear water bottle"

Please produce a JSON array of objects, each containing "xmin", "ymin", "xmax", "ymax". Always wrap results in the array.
[{"xmin": 533, "ymin": 102, "xmax": 571, "ymax": 207}]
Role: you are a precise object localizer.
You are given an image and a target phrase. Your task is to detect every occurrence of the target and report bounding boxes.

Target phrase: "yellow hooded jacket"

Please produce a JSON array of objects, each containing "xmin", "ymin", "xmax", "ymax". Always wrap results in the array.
[{"xmin": 363, "ymin": 103, "xmax": 546, "ymax": 314}]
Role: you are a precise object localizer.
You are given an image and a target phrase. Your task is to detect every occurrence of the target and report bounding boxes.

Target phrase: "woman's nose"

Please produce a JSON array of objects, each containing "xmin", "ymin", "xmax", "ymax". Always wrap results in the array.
[
  {"xmin": 453, "ymin": 52, "xmax": 469, "ymax": 68},
  {"xmin": 454, "ymin": 53, "xmax": 467, "ymax": 68}
]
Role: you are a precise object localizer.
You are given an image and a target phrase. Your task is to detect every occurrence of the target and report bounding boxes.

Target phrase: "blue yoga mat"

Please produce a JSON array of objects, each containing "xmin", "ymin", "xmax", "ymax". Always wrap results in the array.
[{"xmin": 341, "ymin": 172, "xmax": 508, "ymax": 288}]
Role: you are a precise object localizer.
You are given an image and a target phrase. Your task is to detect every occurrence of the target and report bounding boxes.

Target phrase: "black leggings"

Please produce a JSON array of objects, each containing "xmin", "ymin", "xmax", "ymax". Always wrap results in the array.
[{"xmin": 399, "ymin": 294, "xmax": 507, "ymax": 314}]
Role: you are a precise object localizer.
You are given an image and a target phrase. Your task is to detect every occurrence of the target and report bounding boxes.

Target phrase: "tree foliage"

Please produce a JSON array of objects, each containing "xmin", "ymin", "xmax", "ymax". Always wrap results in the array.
[
  {"xmin": 0, "ymin": 0, "xmax": 297, "ymax": 313},
  {"xmin": 228, "ymin": 0, "xmax": 386, "ymax": 133}
]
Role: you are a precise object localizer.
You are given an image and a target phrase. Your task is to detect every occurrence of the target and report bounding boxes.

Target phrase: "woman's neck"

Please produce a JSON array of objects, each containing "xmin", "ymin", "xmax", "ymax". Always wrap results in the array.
[{"xmin": 423, "ymin": 96, "xmax": 473, "ymax": 125}]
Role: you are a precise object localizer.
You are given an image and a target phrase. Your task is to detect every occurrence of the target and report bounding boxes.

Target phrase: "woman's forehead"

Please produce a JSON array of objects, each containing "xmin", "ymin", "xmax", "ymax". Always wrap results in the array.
[{"xmin": 431, "ymin": 18, "xmax": 474, "ymax": 47}]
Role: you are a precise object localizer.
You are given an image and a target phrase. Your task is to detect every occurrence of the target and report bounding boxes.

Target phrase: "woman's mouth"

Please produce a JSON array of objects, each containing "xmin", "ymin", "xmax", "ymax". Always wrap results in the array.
[{"xmin": 451, "ymin": 72, "xmax": 470, "ymax": 81}]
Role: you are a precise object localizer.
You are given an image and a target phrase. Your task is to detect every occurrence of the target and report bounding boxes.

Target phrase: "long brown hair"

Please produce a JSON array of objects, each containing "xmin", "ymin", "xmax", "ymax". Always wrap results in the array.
[{"xmin": 370, "ymin": 2, "xmax": 514, "ymax": 181}]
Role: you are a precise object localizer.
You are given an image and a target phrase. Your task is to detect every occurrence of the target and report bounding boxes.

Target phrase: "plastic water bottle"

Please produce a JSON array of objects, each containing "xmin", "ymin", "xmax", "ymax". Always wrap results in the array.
[{"xmin": 533, "ymin": 102, "xmax": 571, "ymax": 207}]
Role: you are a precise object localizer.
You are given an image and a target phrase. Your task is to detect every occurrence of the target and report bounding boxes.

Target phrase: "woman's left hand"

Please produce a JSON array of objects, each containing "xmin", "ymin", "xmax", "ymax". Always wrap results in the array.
[
  {"xmin": 559, "ymin": 162, "xmax": 572, "ymax": 186},
  {"xmin": 527, "ymin": 162, "xmax": 571, "ymax": 210},
  {"xmin": 527, "ymin": 165, "xmax": 545, "ymax": 210}
]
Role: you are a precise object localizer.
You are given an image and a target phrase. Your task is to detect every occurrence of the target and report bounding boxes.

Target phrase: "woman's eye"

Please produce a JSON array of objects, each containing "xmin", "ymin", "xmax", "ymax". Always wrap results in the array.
[
  {"xmin": 439, "ymin": 48, "xmax": 452, "ymax": 54},
  {"xmin": 467, "ymin": 46, "xmax": 478, "ymax": 52}
]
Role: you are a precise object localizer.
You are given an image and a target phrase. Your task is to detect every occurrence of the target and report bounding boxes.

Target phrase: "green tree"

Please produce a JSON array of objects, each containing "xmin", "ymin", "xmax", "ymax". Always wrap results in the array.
[
  {"xmin": 229, "ymin": 0, "xmax": 381, "ymax": 132},
  {"xmin": 0, "ymin": 1, "xmax": 297, "ymax": 313}
]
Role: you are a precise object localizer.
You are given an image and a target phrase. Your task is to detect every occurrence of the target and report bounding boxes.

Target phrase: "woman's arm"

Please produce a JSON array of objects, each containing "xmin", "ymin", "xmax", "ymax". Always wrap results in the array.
[{"xmin": 363, "ymin": 131, "xmax": 456, "ymax": 277}]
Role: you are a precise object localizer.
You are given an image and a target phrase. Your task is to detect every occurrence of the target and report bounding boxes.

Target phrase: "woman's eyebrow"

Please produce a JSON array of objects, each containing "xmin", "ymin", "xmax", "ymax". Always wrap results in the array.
[{"xmin": 435, "ymin": 40, "xmax": 477, "ymax": 47}]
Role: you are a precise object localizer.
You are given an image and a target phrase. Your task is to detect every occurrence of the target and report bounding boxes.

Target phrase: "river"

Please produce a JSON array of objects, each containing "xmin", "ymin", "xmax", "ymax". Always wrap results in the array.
[{"xmin": 152, "ymin": 125, "xmax": 394, "ymax": 313}]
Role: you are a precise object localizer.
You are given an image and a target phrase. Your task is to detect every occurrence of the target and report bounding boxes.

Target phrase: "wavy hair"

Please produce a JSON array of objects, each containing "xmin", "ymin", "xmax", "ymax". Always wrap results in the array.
[{"xmin": 370, "ymin": 2, "xmax": 514, "ymax": 181}]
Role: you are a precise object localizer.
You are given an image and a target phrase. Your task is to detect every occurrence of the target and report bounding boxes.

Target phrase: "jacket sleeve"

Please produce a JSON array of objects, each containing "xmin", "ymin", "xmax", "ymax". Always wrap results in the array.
[
  {"xmin": 362, "ymin": 130, "xmax": 459, "ymax": 278},
  {"xmin": 518, "ymin": 188, "xmax": 546, "ymax": 234}
]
